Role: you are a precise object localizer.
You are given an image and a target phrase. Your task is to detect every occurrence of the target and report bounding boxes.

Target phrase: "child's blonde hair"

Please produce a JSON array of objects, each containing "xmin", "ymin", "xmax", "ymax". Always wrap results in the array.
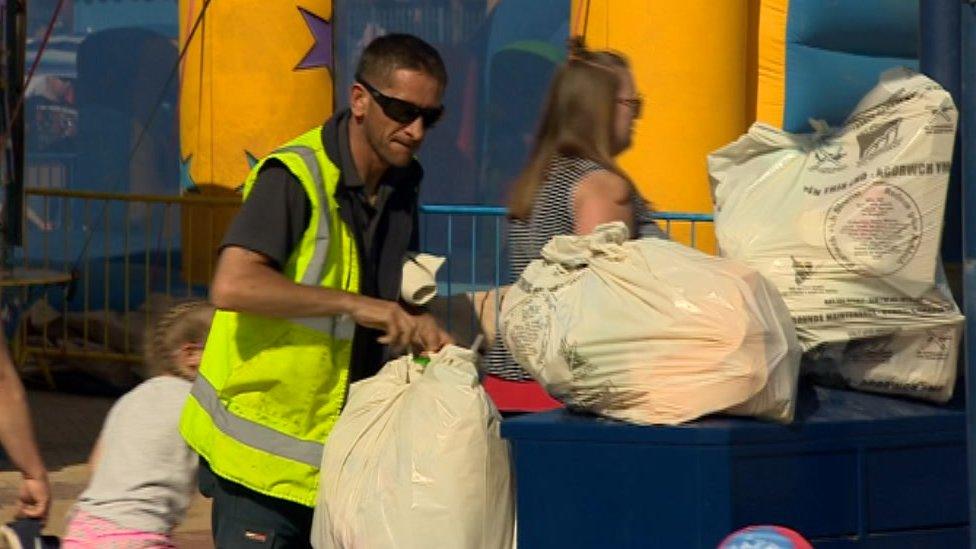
[{"xmin": 143, "ymin": 300, "xmax": 214, "ymax": 380}]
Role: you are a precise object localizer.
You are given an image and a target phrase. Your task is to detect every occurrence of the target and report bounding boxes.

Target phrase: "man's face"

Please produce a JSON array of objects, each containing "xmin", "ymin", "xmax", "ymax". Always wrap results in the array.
[{"xmin": 352, "ymin": 68, "xmax": 444, "ymax": 167}]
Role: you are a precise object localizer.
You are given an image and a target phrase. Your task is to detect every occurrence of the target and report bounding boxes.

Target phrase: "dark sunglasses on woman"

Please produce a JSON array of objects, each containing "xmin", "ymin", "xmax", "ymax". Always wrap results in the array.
[{"xmin": 356, "ymin": 77, "xmax": 444, "ymax": 129}]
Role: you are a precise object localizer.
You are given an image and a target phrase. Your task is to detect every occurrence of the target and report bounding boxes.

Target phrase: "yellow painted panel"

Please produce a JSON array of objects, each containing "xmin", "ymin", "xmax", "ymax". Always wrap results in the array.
[
  {"xmin": 746, "ymin": 0, "xmax": 760, "ymax": 124},
  {"xmin": 179, "ymin": 1, "xmax": 334, "ymax": 282},
  {"xmin": 756, "ymin": 0, "xmax": 788, "ymax": 127},
  {"xmin": 179, "ymin": 0, "xmax": 334, "ymax": 189},
  {"xmin": 575, "ymin": 0, "xmax": 610, "ymax": 49}
]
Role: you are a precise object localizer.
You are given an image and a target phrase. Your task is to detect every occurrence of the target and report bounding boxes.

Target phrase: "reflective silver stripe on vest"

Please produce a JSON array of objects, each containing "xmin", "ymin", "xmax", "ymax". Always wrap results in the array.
[
  {"xmin": 274, "ymin": 147, "xmax": 356, "ymax": 341},
  {"xmin": 191, "ymin": 374, "xmax": 323, "ymax": 467},
  {"xmin": 275, "ymin": 145, "xmax": 331, "ymax": 285},
  {"xmin": 291, "ymin": 314, "xmax": 356, "ymax": 340}
]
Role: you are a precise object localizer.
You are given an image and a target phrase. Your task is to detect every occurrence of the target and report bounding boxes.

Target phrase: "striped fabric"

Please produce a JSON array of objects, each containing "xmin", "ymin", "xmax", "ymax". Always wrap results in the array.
[{"xmin": 485, "ymin": 154, "xmax": 665, "ymax": 381}]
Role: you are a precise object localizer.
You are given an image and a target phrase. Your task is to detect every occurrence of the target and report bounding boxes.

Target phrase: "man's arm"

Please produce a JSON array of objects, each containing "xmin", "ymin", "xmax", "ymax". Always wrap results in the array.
[
  {"xmin": 0, "ymin": 332, "xmax": 50, "ymax": 520},
  {"xmin": 399, "ymin": 202, "xmax": 452, "ymax": 351},
  {"xmin": 211, "ymin": 246, "xmax": 428, "ymax": 350},
  {"xmin": 214, "ymin": 164, "xmax": 449, "ymax": 351},
  {"xmin": 210, "ymin": 246, "xmax": 358, "ymax": 318}
]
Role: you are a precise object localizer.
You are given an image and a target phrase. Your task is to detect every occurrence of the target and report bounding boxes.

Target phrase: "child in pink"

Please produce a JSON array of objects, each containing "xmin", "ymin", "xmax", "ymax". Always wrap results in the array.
[{"xmin": 62, "ymin": 301, "xmax": 214, "ymax": 549}]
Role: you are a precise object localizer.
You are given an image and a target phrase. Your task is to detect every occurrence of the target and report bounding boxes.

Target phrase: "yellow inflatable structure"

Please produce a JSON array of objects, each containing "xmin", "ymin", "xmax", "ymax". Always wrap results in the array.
[
  {"xmin": 571, "ymin": 0, "xmax": 760, "ymax": 251},
  {"xmin": 178, "ymin": 0, "xmax": 334, "ymax": 281},
  {"xmin": 178, "ymin": 0, "xmax": 771, "ymax": 262}
]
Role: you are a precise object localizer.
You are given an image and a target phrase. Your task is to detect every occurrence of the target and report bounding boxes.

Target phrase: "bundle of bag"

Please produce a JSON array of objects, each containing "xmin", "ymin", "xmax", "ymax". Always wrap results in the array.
[
  {"xmin": 708, "ymin": 67, "xmax": 963, "ymax": 402},
  {"xmin": 498, "ymin": 222, "xmax": 801, "ymax": 425},
  {"xmin": 311, "ymin": 345, "xmax": 514, "ymax": 549}
]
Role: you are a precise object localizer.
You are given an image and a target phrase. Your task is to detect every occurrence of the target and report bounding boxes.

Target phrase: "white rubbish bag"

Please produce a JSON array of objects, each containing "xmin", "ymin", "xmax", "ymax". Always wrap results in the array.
[
  {"xmin": 708, "ymin": 67, "xmax": 963, "ymax": 402},
  {"xmin": 311, "ymin": 345, "xmax": 515, "ymax": 549},
  {"xmin": 499, "ymin": 222, "xmax": 802, "ymax": 425}
]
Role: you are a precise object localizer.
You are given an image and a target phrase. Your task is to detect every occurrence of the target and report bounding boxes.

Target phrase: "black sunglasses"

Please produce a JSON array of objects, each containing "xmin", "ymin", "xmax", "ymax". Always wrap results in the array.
[{"xmin": 356, "ymin": 77, "xmax": 444, "ymax": 129}]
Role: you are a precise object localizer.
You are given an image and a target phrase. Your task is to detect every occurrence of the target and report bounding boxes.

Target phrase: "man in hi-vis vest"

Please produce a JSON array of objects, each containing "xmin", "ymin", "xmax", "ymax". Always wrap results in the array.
[{"xmin": 180, "ymin": 34, "xmax": 453, "ymax": 548}]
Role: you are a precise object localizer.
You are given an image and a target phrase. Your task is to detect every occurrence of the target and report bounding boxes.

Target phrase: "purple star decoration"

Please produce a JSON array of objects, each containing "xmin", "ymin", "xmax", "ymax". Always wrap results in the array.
[{"xmin": 296, "ymin": 6, "xmax": 333, "ymax": 71}]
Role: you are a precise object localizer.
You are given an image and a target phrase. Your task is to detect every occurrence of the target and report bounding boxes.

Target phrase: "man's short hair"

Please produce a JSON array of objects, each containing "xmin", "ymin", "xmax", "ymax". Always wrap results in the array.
[{"xmin": 355, "ymin": 33, "xmax": 447, "ymax": 90}]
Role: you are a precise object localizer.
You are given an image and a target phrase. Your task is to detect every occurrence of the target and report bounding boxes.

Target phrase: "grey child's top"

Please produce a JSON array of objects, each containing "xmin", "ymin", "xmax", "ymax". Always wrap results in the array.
[{"xmin": 73, "ymin": 375, "xmax": 198, "ymax": 533}]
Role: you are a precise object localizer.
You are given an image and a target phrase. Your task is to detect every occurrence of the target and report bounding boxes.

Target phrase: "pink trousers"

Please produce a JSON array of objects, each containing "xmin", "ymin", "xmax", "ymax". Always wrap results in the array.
[{"xmin": 63, "ymin": 510, "xmax": 175, "ymax": 549}]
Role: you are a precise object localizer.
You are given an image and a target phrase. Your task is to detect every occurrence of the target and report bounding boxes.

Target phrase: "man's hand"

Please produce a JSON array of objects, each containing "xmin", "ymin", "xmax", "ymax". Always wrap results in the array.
[
  {"xmin": 350, "ymin": 297, "xmax": 453, "ymax": 353},
  {"xmin": 412, "ymin": 312, "xmax": 453, "ymax": 353},
  {"xmin": 16, "ymin": 474, "xmax": 50, "ymax": 521},
  {"xmin": 350, "ymin": 296, "xmax": 418, "ymax": 349}
]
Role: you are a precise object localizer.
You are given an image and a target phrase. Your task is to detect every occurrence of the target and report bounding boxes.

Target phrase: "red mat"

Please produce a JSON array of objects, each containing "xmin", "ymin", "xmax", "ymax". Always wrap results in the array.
[{"xmin": 483, "ymin": 374, "xmax": 563, "ymax": 413}]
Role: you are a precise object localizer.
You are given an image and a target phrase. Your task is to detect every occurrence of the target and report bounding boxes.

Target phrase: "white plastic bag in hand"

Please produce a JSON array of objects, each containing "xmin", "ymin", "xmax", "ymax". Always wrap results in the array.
[{"xmin": 311, "ymin": 345, "xmax": 514, "ymax": 549}]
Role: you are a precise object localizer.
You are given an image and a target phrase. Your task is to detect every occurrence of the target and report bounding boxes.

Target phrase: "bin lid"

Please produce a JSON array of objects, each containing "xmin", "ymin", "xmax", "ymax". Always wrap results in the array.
[{"xmin": 500, "ymin": 384, "xmax": 964, "ymax": 445}]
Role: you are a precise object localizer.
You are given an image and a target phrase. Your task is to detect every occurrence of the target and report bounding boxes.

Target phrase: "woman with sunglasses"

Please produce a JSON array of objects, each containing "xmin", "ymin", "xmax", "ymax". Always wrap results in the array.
[{"xmin": 484, "ymin": 39, "xmax": 666, "ymax": 412}]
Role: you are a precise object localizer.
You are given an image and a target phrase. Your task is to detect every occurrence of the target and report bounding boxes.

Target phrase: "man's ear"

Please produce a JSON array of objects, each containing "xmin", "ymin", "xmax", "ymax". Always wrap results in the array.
[{"xmin": 350, "ymin": 83, "xmax": 368, "ymax": 118}]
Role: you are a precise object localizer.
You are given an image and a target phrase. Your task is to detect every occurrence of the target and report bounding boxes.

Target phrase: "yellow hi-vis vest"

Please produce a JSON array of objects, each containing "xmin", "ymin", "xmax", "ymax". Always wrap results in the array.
[{"xmin": 180, "ymin": 126, "xmax": 360, "ymax": 507}]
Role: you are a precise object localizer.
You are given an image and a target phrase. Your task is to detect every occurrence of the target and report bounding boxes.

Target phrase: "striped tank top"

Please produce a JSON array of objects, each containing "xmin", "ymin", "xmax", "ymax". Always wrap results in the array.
[{"xmin": 485, "ymin": 154, "xmax": 666, "ymax": 381}]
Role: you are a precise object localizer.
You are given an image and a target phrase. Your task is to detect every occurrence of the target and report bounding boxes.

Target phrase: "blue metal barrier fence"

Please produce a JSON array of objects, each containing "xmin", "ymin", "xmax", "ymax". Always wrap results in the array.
[
  {"xmin": 417, "ymin": 204, "xmax": 714, "ymax": 336},
  {"xmin": 418, "ymin": 203, "xmax": 714, "ymax": 296}
]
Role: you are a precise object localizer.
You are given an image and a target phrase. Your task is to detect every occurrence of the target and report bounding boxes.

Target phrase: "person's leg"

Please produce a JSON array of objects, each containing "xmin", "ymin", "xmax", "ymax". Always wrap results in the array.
[
  {"xmin": 202, "ymin": 460, "xmax": 314, "ymax": 548},
  {"xmin": 197, "ymin": 458, "xmax": 219, "ymax": 537}
]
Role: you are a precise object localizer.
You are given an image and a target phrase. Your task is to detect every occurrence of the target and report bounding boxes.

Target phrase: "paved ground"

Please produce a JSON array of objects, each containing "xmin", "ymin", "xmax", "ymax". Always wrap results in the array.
[{"xmin": 0, "ymin": 387, "xmax": 214, "ymax": 547}]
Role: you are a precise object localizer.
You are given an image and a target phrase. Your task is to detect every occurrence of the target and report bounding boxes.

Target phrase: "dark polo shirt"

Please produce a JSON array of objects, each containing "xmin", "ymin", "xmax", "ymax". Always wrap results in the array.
[{"xmin": 221, "ymin": 109, "xmax": 423, "ymax": 382}]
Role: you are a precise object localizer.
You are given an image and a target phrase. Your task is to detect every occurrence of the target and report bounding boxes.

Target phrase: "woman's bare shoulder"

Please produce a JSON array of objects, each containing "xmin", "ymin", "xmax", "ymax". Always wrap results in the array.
[{"xmin": 574, "ymin": 168, "xmax": 630, "ymax": 204}]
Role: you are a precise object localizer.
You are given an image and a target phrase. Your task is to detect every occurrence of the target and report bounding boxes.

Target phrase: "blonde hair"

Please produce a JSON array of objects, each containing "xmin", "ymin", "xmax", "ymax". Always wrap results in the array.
[
  {"xmin": 143, "ymin": 300, "xmax": 214, "ymax": 380},
  {"xmin": 508, "ymin": 37, "xmax": 632, "ymax": 220}
]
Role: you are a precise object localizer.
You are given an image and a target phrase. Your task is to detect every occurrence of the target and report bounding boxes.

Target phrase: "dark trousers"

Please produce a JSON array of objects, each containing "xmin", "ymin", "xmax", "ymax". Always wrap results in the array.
[{"xmin": 198, "ymin": 459, "xmax": 314, "ymax": 548}]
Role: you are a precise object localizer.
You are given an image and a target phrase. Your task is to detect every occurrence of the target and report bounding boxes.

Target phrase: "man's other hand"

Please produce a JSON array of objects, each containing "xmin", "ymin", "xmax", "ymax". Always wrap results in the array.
[{"xmin": 411, "ymin": 313, "xmax": 453, "ymax": 353}]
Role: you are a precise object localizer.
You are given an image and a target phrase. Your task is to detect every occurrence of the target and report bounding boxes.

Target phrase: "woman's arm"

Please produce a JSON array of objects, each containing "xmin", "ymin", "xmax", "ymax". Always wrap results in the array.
[{"xmin": 572, "ymin": 169, "xmax": 635, "ymax": 236}]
